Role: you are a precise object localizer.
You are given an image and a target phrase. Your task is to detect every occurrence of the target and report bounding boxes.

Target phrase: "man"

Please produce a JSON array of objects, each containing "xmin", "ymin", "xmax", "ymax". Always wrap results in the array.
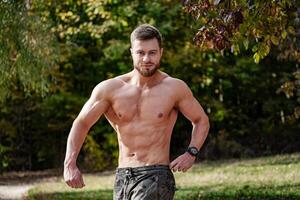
[{"xmin": 63, "ymin": 24, "xmax": 210, "ymax": 200}]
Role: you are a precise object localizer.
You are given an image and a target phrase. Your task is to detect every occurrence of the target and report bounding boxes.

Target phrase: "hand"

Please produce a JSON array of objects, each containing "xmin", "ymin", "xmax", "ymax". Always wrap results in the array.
[
  {"xmin": 64, "ymin": 164, "xmax": 85, "ymax": 189},
  {"xmin": 170, "ymin": 152, "xmax": 196, "ymax": 172}
]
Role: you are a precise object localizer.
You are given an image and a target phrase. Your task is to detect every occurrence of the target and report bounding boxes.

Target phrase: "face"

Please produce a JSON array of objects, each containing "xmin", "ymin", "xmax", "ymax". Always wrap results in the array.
[{"xmin": 131, "ymin": 38, "xmax": 163, "ymax": 77}]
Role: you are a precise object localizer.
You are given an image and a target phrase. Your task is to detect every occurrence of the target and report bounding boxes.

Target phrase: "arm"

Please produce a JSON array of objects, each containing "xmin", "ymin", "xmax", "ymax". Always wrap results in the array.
[
  {"xmin": 170, "ymin": 80, "xmax": 210, "ymax": 172},
  {"xmin": 64, "ymin": 81, "xmax": 110, "ymax": 188}
]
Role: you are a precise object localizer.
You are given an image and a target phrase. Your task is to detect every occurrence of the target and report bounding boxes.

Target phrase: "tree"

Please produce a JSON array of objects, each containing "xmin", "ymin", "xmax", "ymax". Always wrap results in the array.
[
  {"xmin": 1, "ymin": 0, "xmax": 299, "ymax": 172},
  {"xmin": 183, "ymin": 0, "xmax": 299, "ymax": 61},
  {"xmin": 0, "ymin": 0, "xmax": 58, "ymax": 101},
  {"xmin": 183, "ymin": 0, "xmax": 300, "ymax": 121}
]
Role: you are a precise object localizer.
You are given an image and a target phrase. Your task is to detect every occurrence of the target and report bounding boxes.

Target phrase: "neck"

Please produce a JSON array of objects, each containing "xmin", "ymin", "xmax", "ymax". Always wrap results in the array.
[{"xmin": 131, "ymin": 69, "xmax": 160, "ymax": 88}]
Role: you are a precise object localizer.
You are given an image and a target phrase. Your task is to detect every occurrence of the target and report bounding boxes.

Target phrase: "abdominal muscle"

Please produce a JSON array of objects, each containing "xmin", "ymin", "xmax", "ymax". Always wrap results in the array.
[
  {"xmin": 116, "ymin": 122, "xmax": 172, "ymax": 168},
  {"xmin": 111, "ymin": 112, "xmax": 177, "ymax": 168}
]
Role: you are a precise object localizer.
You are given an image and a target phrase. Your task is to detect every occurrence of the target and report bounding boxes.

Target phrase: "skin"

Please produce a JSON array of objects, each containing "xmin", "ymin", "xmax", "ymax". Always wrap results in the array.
[{"xmin": 63, "ymin": 38, "xmax": 210, "ymax": 189}]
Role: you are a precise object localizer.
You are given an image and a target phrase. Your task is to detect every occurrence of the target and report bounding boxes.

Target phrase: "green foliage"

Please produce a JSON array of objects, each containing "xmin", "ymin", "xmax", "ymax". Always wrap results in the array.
[
  {"xmin": 28, "ymin": 190, "xmax": 113, "ymax": 200},
  {"xmin": 175, "ymin": 185, "xmax": 300, "ymax": 200},
  {"xmin": 0, "ymin": 118, "xmax": 17, "ymax": 171},
  {"xmin": 82, "ymin": 135, "xmax": 108, "ymax": 171},
  {"xmin": 0, "ymin": 0, "xmax": 299, "ymax": 172},
  {"xmin": 183, "ymin": 0, "xmax": 300, "ymax": 120},
  {"xmin": 183, "ymin": 0, "xmax": 300, "ymax": 62},
  {"xmin": 0, "ymin": 1, "xmax": 58, "ymax": 101}
]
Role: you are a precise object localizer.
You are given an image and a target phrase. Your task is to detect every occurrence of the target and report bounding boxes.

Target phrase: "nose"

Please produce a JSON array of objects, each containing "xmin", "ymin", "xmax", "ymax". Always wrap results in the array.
[{"xmin": 142, "ymin": 54, "xmax": 150, "ymax": 62}]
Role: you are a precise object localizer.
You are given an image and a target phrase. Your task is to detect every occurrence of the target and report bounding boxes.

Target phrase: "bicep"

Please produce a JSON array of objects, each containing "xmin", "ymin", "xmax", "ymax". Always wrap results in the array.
[
  {"xmin": 75, "ymin": 83, "xmax": 110, "ymax": 128},
  {"xmin": 77, "ymin": 98, "xmax": 109, "ymax": 127},
  {"xmin": 176, "ymin": 84, "xmax": 207, "ymax": 124}
]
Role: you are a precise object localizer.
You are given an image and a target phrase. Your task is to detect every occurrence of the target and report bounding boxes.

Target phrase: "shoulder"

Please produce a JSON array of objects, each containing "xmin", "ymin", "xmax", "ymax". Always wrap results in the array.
[
  {"xmin": 163, "ymin": 76, "xmax": 191, "ymax": 92},
  {"xmin": 161, "ymin": 76, "xmax": 194, "ymax": 104},
  {"xmin": 94, "ymin": 78, "xmax": 122, "ymax": 91},
  {"xmin": 91, "ymin": 78, "xmax": 124, "ymax": 99},
  {"xmin": 93, "ymin": 72, "xmax": 133, "ymax": 93}
]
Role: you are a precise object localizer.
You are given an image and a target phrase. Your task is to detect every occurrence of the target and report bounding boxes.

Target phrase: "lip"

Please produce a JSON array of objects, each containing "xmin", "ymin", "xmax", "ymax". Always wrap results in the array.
[{"xmin": 141, "ymin": 64, "xmax": 153, "ymax": 67}]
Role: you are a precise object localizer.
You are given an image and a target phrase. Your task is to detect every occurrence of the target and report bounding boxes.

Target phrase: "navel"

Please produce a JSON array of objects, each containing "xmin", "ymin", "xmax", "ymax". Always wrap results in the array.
[
  {"xmin": 158, "ymin": 113, "xmax": 163, "ymax": 118},
  {"xmin": 118, "ymin": 113, "xmax": 122, "ymax": 118}
]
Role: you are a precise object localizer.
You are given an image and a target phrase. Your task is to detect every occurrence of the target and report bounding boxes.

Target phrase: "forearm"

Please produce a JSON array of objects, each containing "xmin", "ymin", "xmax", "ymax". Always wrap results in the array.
[
  {"xmin": 189, "ymin": 116, "xmax": 210, "ymax": 150},
  {"xmin": 64, "ymin": 119, "xmax": 90, "ymax": 167},
  {"xmin": 170, "ymin": 116, "xmax": 209, "ymax": 172}
]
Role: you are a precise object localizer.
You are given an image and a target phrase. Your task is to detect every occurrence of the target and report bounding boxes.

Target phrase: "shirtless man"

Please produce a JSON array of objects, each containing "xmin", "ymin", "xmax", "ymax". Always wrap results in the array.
[{"xmin": 63, "ymin": 24, "xmax": 210, "ymax": 200}]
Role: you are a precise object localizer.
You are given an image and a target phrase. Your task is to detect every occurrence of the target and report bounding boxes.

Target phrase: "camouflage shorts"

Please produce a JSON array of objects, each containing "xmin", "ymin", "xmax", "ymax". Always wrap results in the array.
[{"xmin": 114, "ymin": 165, "xmax": 176, "ymax": 200}]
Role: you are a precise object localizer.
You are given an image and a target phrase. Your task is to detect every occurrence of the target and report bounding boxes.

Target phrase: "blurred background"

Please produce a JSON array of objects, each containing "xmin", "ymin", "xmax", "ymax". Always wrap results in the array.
[{"xmin": 0, "ymin": 0, "xmax": 299, "ymax": 174}]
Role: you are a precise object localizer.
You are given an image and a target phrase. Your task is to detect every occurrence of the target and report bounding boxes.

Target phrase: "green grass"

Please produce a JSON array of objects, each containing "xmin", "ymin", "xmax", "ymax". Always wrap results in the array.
[{"xmin": 27, "ymin": 153, "xmax": 300, "ymax": 200}]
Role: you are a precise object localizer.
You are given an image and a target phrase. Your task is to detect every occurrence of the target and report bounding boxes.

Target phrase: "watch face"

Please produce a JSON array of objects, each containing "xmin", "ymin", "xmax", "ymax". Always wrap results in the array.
[
  {"xmin": 188, "ymin": 147, "xmax": 198, "ymax": 156},
  {"xmin": 190, "ymin": 148, "xmax": 198, "ymax": 154}
]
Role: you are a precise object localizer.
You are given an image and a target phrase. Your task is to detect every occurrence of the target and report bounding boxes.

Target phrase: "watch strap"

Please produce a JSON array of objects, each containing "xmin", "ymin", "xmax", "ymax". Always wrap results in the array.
[{"xmin": 187, "ymin": 146, "xmax": 199, "ymax": 157}]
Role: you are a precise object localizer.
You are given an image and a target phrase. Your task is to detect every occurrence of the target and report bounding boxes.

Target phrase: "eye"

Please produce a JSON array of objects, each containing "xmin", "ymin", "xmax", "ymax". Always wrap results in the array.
[
  {"xmin": 136, "ymin": 51, "xmax": 144, "ymax": 55},
  {"xmin": 149, "ymin": 51, "xmax": 157, "ymax": 55}
]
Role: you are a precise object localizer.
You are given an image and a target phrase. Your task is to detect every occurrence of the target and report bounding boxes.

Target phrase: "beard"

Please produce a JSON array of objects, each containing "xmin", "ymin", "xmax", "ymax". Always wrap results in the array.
[{"xmin": 135, "ymin": 62, "xmax": 160, "ymax": 77}]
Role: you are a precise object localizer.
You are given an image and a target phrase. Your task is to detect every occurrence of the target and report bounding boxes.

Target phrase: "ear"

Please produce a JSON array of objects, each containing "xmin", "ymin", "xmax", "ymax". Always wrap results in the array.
[
  {"xmin": 160, "ymin": 48, "xmax": 164, "ymax": 57},
  {"xmin": 130, "ymin": 48, "xmax": 133, "ymax": 55}
]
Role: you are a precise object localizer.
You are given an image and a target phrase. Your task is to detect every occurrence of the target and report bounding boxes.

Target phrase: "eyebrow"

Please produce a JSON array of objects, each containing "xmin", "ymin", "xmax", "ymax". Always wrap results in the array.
[
  {"xmin": 138, "ymin": 49, "xmax": 158, "ymax": 51},
  {"xmin": 134, "ymin": 49, "xmax": 158, "ymax": 53}
]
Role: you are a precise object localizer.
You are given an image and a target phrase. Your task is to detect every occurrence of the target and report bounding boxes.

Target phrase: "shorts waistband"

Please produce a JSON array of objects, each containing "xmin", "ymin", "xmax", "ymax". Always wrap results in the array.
[{"xmin": 116, "ymin": 164, "xmax": 170, "ymax": 174}]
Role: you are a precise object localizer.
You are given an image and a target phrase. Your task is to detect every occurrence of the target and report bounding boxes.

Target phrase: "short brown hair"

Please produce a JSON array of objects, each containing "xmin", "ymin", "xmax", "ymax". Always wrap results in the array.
[{"xmin": 130, "ymin": 24, "xmax": 163, "ymax": 48}]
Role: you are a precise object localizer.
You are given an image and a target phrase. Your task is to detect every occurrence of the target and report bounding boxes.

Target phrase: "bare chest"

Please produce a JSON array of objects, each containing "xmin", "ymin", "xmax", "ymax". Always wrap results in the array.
[{"xmin": 106, "ymin": 84, "xmax": 176, "ymax": 123}]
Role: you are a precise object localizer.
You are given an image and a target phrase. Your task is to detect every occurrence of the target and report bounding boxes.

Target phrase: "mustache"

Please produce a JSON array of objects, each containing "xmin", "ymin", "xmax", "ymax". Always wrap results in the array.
[{"xmin": 141, "ymin": 62, "xmax": 154, "ymax": 66}]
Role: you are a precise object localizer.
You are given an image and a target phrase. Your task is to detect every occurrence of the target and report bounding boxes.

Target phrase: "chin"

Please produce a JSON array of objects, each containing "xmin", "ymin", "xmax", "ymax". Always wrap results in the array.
[
  {"xmin": 135, "ymin": 66, "xmax": 159, "ymax": 77},
  {"xmin": 140, "ymin": 71, "xmax": 156, "ymax": 77}
]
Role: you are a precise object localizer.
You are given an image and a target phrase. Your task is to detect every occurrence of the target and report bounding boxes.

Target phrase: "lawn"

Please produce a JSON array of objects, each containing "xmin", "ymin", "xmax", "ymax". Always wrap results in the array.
[{"xmin": 27, "ymin": 153, "xmax": 300, "ymax": 200}]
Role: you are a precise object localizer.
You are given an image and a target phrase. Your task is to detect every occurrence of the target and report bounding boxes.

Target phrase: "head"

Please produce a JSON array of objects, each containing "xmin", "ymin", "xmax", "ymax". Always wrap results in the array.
[{"xmin": 130, "ymin": 24, "xmax": 163, "ymax": 77}]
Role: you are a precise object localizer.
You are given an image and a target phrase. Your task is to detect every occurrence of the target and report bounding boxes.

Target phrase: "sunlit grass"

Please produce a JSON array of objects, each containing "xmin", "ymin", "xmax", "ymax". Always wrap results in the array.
[{"xmin": 27, "ymin": 153, "xmax": 300, "ymax": 200}]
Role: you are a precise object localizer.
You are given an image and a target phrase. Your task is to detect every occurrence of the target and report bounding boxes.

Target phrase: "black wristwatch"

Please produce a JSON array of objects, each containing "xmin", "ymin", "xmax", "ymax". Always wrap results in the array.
[{"xmin": 187, "ymin": 146, "xmax": 199, "ymax": 157}]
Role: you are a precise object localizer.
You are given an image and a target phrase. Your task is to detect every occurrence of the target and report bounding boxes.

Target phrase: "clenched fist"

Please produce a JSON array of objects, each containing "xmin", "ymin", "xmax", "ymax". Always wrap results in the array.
[{"xmin": 64, "ymin": 164, "xmax": 85, "ymax": 189}]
